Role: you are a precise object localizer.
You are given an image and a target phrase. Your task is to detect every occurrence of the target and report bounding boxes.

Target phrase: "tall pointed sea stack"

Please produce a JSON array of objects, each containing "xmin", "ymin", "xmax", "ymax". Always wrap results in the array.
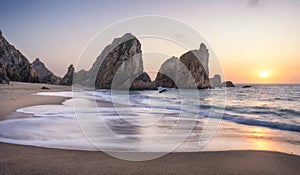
[{"xmin": 60, "ymin": 64, "xmax": 75, "ymax": 86}]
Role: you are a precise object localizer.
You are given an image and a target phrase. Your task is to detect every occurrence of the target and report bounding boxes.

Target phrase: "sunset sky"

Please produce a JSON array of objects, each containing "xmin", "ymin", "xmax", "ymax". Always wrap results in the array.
[{"xmin": 0, "ymin": 0, "xmax": 299, "ymax": 84}]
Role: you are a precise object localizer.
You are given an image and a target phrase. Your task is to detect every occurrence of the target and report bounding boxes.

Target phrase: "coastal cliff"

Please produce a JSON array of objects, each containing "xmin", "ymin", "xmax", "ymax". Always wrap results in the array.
[{"xmin": 0, "ymin": 30, "xmax": 39, "ymax": 83}]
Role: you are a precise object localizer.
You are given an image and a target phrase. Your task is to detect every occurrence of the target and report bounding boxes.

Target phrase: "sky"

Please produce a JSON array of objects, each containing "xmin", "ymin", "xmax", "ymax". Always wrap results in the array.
[{"xmin": 0, "ymin": 0, "xmax": 299, "ymax": 84}]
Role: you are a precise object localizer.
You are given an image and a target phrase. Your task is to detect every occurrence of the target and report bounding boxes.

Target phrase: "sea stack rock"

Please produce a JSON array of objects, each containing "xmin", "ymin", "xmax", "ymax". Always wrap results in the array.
[
  {"xmin": 210, "ymin": 74, "xmax": 222, "ymax": 87},
  {"xmin": 60, "ymin": 64, "xmax": 74, "ymax": 85},
  {"xmin": 0, "ymin": 30, "xmax": 38, "ymax": 83},
  {"xmin": 30, "ymin": 58, "xmax": 61, "ymax": 84},
  {"xmin": 155, "ymin": 43, "xmax": 210, "ymax": 89},
  {"xmin": 91, "ymin": 33, "xmax": 154, "ymax": 90}
]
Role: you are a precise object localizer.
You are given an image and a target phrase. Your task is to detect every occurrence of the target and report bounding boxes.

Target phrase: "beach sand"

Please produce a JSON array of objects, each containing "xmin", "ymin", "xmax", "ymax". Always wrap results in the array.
[{"xmin": 0, "ymin": 82, "xmax": 299, "ymax": 174}]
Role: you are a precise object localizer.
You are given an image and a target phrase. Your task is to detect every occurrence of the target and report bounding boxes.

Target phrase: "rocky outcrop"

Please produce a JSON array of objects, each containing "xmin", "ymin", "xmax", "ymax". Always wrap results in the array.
[
  {"xmin": 94, "ymin": 33, "xmax": 154, "ymax": 90},
  {"xmin": 222, "ymin": 81, "xmax": 235, "ymax": 87},
  {"xmin": 60, "ymin": 64, "xmax": 74, "ymax": 85},
  {"xmin": 0, "ymin": 30, "xmax": 38, "ymax": 83},
  {"xmin": 74, "ymin": 33, "xmax": 154, "ymax": 90},
  {"xmin": 210, "ymin": 74, "xmax": 222, "ymax": 87},
  {"xmin": 155, "ymin": 43, "xmax": 210, "ymax": 89},
  {"xmin": 30, "ymin": 58, "xmax": 61, "ymax": 84}
]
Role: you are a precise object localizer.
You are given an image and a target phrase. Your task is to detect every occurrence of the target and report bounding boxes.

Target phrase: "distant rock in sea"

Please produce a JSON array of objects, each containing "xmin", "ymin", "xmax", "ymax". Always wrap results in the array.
[
  {"xmin": 0, "ymin": 30, "xmax": 39, "ymax": 83},
  {"xmin": 222, "ymin": 81, "xmax": 235, "ymax": 87},
  {"xmin": 60, "ymin": 64, "xmax": 74, "ymax": 86},
  {"xmin": 30, "ymin": 58, "xmax": 62, "ymax": 84},
  {"xmin": 242, "ymin": 85, "xmax": 252, "ymax": 88},
  {"xmin": 210, "ymin": 74, "xmax": 222, "ymax": 88},
  {"xmin": 155, "ymin": 43, "xmax": 210, "ymax": 89}
]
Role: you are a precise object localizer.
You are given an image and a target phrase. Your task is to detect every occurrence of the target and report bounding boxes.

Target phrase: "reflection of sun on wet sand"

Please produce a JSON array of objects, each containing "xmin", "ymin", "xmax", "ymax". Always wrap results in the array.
[{"xmin": 248, "ymin": 128, "xmax": 273, "ymax": 150}]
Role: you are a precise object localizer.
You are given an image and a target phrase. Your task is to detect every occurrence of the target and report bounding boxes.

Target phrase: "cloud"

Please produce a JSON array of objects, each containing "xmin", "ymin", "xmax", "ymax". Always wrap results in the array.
[{"xmin": 247, "ymin": 0, "xmax": 261, "ymax": 7}]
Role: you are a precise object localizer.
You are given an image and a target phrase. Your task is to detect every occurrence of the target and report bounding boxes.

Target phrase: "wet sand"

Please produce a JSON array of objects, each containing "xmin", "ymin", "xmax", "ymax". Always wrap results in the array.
[{"xmin": 0, "ymin": 82, "xmax": 299, "ymax": 174}]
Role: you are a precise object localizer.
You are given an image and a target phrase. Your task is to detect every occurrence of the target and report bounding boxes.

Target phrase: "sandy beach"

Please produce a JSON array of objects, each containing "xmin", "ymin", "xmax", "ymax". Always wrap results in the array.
[{"xmin": 0, "ymin": 82, "xmax": 299, "ymax": 174}]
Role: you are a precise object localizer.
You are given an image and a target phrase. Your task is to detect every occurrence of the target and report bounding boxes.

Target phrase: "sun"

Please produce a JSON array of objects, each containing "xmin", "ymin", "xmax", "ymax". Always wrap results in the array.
[{"xmin": 259, "ymin": 71, "xmax": 270, "ymax": 78}]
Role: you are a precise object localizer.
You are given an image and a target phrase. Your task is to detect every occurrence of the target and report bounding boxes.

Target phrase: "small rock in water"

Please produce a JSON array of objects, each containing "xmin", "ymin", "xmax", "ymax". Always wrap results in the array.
[
  {"xmin": 242, "ymin": 85, "xmax": 252, "ymax": 88},
  {"xmin": 158, "ymin": 88, "xmax": 168, "ymax": 93},
  {"xmin": 222, "ymin": 81, "xmax": 235, "ymax": 87},
  {"xmin": 41, "ymin": 86, "xmax": 50, "ymax": 90}
]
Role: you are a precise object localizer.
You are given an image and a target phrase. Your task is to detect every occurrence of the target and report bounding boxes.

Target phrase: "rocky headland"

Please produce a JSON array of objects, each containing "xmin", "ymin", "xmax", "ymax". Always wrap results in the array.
[{"xmin": 0, "ymin": 30, "xmax": 73, "ymax": 85}]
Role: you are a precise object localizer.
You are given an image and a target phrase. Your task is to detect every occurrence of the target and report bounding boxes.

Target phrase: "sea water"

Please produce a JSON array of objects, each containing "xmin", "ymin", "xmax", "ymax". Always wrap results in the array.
[{"xmin": 0, "ymin": 84, "xmax": 299, "ymax": 155}]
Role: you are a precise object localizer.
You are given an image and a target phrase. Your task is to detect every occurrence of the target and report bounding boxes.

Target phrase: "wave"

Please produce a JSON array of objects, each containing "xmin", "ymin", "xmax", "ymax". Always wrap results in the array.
[
  {"xmin": 221, "ymin": 114, "xmax": 300, "ymax": 132},
  {"xmin": 279, "ymin": 109, "xmax": 300, "ymax": 116},
  {"xmin": 36, "ymin": 90, "xmax": 300, "ymax": 133}
]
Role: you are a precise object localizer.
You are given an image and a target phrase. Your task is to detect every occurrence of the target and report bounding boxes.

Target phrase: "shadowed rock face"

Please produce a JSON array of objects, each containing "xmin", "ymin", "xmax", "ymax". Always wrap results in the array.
[
  {"xmin": 60, "ymin": 64, "xmax": 74, "ymax": 86},
  {"xmin": 155, "ymin": 43, "xmax": 210, "ymax": 89},
  {"xmin": 0, "ymin": 67, "xmax": 9, "ymax": 84},
  {"xmin": 0, "ymin": 30, "xmax": 38, "ymax": 83},
  {"xmin": 95, "ymin": 33, "xmax": 143, "ymax": 89},
  {"xmin": 30, "ymin": 58, "xmax": 61, "ymax": 84}
]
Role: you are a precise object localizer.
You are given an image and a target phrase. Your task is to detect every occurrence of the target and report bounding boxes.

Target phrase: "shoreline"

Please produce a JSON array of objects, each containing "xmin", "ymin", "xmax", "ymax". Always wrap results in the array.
[
  {"xmin": 0, "ymin": 82, "xmax": 71, "ymax": 118},
  {"xmin": 0, "ymin": 82, "xmax": 300, "ymax": 174}
]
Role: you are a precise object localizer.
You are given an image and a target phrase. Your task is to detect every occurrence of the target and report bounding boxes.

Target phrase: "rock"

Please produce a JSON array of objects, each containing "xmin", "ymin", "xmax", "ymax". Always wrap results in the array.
[
  {"xmin": 210, "ymin": 74, "xmax": 222, "ymax": 87},
  {"xmin": 158, "ymin": 88, "xmax": 168, "ymax": 93},
  {"xmin": 88, "ymin": 33, "xmax": 154, "ymax": 90},
  {"xmin": 74, "ymin": 33, "xmax": 153, "ymax": 90},
  {"xmin": 155, "ymin": 43, "xmax": 210, "ymax": 89},
  {"xmin": 130, "ymin": 72, "xmax": 157, "ymax": 90},
  {"xmin": 41, "ymin": 86, "xmax": 49, "ymax": 90},
  {"xmin": 30, "ymin": 58, "xmax": 61, "ymax": 84},
  {"xmin": 73, "ymin": 69, "xmax": 88, "ymax": 84},
  {"xmin": 242, "ymin": 85, "xmax": 252, "ymax": 88},
  {"xmin": 60, "ymin": 64, "xmax": 74, "ymax": 85},
  {"xmin": 0, "ymin": 30, "xmax": 38, "ymax": 83},
  {"xmin": 95, "ymin": 33, "xmax": 142, "ymax": 89},
  {"xmin": 222, "ymin": 81, "xmax": 235, "ymax": 87}
]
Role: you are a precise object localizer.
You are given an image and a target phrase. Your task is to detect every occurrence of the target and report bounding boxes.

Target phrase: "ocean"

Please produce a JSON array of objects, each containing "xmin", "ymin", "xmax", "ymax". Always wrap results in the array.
[{"xmin": 0, "ymin": 84, "xmax": 299, "ymax": 156}]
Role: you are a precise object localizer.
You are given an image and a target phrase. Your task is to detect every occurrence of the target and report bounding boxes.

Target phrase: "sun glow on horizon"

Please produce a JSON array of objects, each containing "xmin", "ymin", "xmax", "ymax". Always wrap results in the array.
[{"xmin": 259, "ymin": 71, "xmax": 271, "ymax": 79}]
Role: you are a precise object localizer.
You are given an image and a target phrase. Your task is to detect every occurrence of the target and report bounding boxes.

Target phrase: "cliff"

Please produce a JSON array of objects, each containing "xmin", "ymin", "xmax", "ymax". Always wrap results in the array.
[{"xmin": 0, "ymin": 30, "xmax": 38, "ymax": 83}]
